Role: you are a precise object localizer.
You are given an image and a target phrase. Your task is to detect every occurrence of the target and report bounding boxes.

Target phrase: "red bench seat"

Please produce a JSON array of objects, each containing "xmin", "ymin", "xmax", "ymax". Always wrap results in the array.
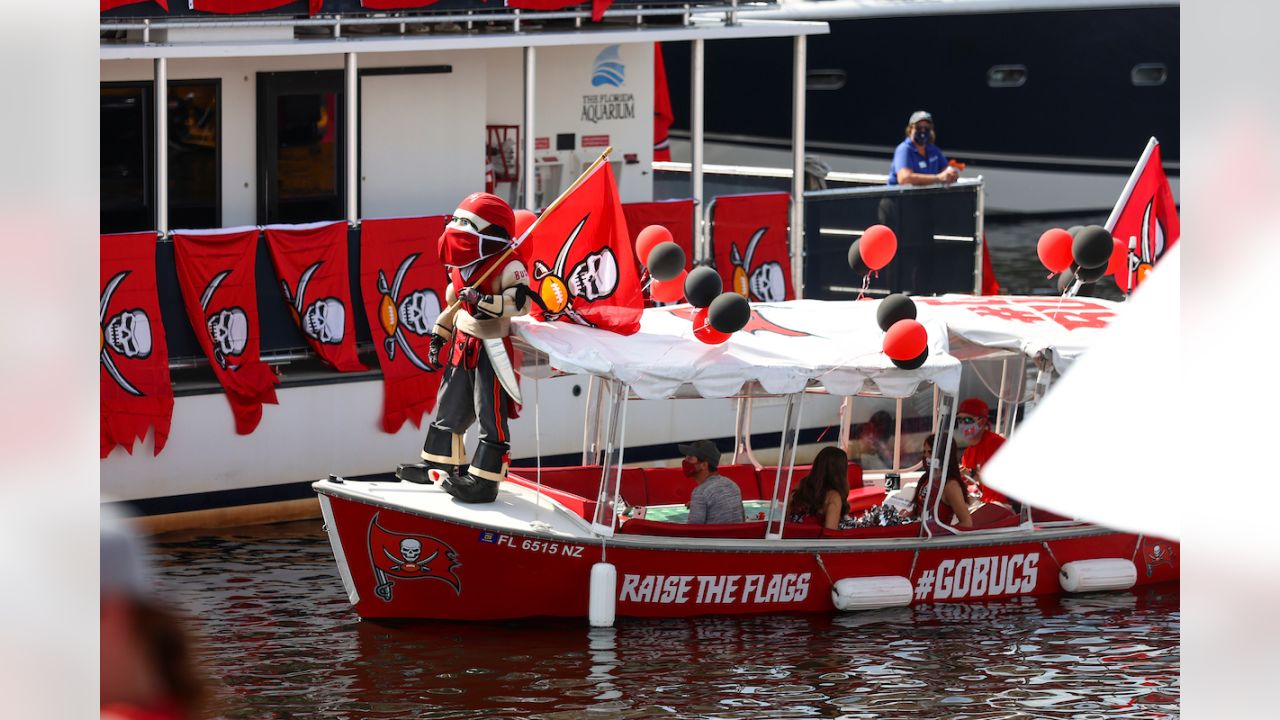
[{"xmin": 618, "ymin": 518, "xmax": 769, "ymax": 539}]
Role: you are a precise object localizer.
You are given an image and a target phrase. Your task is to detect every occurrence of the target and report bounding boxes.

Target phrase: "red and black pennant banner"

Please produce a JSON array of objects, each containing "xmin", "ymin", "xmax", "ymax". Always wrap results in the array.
[
  {"xmin": 265, "ymin": 221, "xmax": 365, "ymax": 373},
  {"xmin": 360, "ymin": 0, "xmax": 439, "ymax": 8},
  {"xmin": 101, "ymin": 232, "xmax": 174, "ymax": 458},
  {"xmin": 711, "ymin": 193, "xmax": 795, "ymax": 303},
  {"xmin": 101, "ymin": 0, "xmax": 169, "ymax": 11},
  {"xmin": 359, "ymin": 216, "xmax": 450, "ymax": 433},
  {"xmin": 622, "ymin": 198, "xmax": 694, "ymax": 274},
  {"xmin": 173, "ymin": 227, "xmax": 279, "ymax": 435},
  {"xmin": 190, "ymin": 0, "xmax": 322, "ymax": 14}
]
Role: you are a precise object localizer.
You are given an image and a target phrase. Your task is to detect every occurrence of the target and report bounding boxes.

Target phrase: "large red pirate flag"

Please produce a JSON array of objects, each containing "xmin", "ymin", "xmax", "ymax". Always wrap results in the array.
[
  {"xmin": 265, "ymin": 221, "xmax": 365, "ymax": 373},
  {"xmin": 622, "ymin": 198, "xmax": 694, "ymax": 273},
  {"xmin": 359, "ymin": 216, "xmax": 450, "ymax": 433},
  {"xmin": 190, "ymin": 0, "xmax": 323, "ymax": 14},
  {"xmin": 711, "ymin": 192, "xmax": 795, "ymax": 303},
  {"xmin": 367, "ymin": 513, "xmax": 461, "ymax": 602},
  {"xmin": 1106, "ymin": 137, "xmax": 1180, "ymax": 292},
  {"xmin": 524, "ymin": 161, "xmax": 644, "ymax": 335},
  {"xmin": 101, "ymin": 232, "xmax": 174, "ymax": 458},
  {"xmin": 173, "ymin": 227, "xmax": 279, "ymax": 435}
]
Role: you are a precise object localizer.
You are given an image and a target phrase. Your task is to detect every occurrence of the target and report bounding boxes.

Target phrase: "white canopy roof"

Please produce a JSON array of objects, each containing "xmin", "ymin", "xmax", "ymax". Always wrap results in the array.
[{"xmin": 511, "ymin": 295, "xmax": 1120, "ymax": 400}]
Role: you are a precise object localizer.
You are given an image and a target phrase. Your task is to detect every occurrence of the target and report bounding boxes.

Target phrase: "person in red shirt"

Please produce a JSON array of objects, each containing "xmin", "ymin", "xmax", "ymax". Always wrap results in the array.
[{"xmin": 954, "ymin": 398, "xmax": 1010, "ymax": 505}]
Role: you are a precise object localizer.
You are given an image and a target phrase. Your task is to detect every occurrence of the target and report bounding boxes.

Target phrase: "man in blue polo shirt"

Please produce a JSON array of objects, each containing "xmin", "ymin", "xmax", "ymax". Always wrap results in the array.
[{"xmin": 888, "ymin": 110, "xmax": 960, "ymax": 186}]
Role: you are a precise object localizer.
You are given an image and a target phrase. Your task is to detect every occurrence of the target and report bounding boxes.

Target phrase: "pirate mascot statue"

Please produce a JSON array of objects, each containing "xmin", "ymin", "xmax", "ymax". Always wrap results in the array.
[{"xmin": 396, "ymin": 192, "xmax": 535, "ymax": 503}]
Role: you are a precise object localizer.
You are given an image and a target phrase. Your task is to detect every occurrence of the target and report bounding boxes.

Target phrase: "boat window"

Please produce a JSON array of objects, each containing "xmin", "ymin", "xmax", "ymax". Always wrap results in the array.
[
  {"xmin": 100, "ymin": 80, "xmax": 221, "ymax": 234},
  {"xmin": 806, "ymin": 69, "xmax": 846, "ymax": 91},
  {"xmin": 986, "ymin": 65, "xmax": 1027, "ymax": 88},
  {"xmin": 1131, "ymin": 63, "xmax": 1168, "ymax": 87},
  {"xmin": 257, "ymin": 71, "xmax": 345, "ymax": 224}
]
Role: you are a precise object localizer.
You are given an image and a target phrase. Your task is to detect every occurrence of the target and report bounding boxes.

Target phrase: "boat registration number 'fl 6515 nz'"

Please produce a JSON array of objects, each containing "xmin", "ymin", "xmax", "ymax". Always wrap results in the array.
[
  {"xmin": 914, "ymin": 553, "xmax": 1040, "ymax": 601},
  {"xmin": 620, "ymin": 573, "xmax": 812, "ymax": 605}
]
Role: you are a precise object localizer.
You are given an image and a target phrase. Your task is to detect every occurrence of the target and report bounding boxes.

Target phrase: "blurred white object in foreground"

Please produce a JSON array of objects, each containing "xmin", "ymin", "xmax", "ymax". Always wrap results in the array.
[{"xmin": 984, "ymin": 245, "xmax": 1179, "ymax": 539}]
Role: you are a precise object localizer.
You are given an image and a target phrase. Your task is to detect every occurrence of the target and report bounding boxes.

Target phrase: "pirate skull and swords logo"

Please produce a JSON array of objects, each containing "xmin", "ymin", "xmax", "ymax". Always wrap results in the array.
[
  {"xmin": 100, "ymin": 271, "xmax": 153, "ymax": 396},
  {"xmin": 532, "ymin": 215, "xmax": 619, "ymax": 328},
  {"xmin": 1128, "ymin": 199, "xmax": 1168, "ymax": 286},
  {"xmin": 281, "ymin": 261, "xmax": 346, "ymax": 345},
  {"xmin": 729, "ymin": 227, "xmax": 786, "ymax": 303},
  {"xmin": 376, "ymin": 253, "xmax": 440, "ymax": 372},
  {"xmin": 200, "ymin": 270, "xmax": 248, "ymax": 371}
]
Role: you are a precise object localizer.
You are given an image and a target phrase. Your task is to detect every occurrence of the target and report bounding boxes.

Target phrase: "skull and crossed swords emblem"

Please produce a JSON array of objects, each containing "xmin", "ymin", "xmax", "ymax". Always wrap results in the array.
[
  {"xmin": 532, "ymin": 215, "xmax": 619, "ymax": 328},
  {"xmin": 376, "ymin": 253, "xmax": 440, "ymax": 372},
  {"xmin": 100, "ymin": 271, "xmax": 152, "ymax": 397},
  {"xmin": 200, "ymin": 270, "xmax": 248, "ymax": 371},
  {"xmin": 281, "ymin": 261, "xmax": 346, "ymax": 345},
  {"xmin": 729, "ymin": 227, "xmax": 786, "ymax": 303}
]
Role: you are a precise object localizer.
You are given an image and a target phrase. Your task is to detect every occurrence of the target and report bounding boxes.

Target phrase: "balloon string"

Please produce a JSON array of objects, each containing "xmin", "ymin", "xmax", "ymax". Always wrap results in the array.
[{"xmin": 856, "ymin": 271, "xmax": 871, "ymax": 301}]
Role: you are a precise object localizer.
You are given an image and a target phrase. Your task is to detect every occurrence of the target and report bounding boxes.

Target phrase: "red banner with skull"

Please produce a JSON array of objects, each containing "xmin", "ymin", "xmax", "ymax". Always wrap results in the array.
[
  {"xmin": 264, "ymin": 222, "xmax": 366, "ymax": 373},
  {"xmin": 711, "ymin": 193, "xmax": 795, "ymax": 303},
  {"xmin": 190, "ymin": 0, "xmax": 322, "ymax": 15},
  {"xmin": 622, "ymin": 198, "xmax": 694, "ymax": 274},
  {"xmin": 367, "ymin": 513, "xmax": 461, "ymax": 602},
  {"xmin": 100, "ymin": 232, "xmax": 174, "ymax": 458},
  {"xmin": 359, "ymin": 216, "xmax": 450, "ymax": 433},
  {"xmin": 173, "ymin": 227, "xmax": 279, "ymax": 435},
  {"xmin": 524, "ymin": 161, "xmax": 644, "ymax": 335}
]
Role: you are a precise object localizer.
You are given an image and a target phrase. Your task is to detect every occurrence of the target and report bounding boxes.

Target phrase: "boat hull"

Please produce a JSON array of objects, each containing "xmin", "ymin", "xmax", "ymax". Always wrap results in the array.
[{"xmin": 319, "ymin": 487, "xmax": 1179, "ymax": 621}]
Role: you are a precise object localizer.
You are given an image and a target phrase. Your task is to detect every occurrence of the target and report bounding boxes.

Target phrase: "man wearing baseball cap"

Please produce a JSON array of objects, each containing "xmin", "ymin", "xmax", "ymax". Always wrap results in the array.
[
  {"xmin": 888, "ymin": 110, "xmax": 960, "ymax": 187},
  {"xmin": 955, "ymin": 398, "xmax": 1010, "ymax": 505},
  {"xmin": 677, "ymin": 439, "xmax": 745, "ymax": 524}
]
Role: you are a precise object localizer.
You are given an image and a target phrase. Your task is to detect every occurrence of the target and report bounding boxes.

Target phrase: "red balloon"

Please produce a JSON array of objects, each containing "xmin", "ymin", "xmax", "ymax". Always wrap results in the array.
[
  {"xmin": 859, "ymin": 225, "xmax": 898, "ymax": 271},
  {"xmin": 1037, "ymin": 228, "xmax": 1074, "ymax": 273},
  {"xmin": 514, "ymin": 209, "xmax": 538, "ymax": 237},
  {"xmin": 883, "ymin": 319, "xmax": 927, "ymax": 361},
  {"xmin": 637, "ymin": 225, "xmax": 673, "ymax": 268},
  {"xmin": 650, "ymin": 270, "xmax": 687, "ymax": 303},
  {"xmin": 1105, "ymin": 237, "xmax": 1127, "ymax": 277},
  {"xmin": 692, "ymin": 307, "xmax": 730, "ymax": 344}
]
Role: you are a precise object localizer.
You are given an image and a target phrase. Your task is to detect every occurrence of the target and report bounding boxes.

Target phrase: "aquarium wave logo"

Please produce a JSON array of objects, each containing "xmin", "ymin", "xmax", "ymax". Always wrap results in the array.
[{"xmin": 591, "ymin": 46, "xmax": 625, "ymax": 87}]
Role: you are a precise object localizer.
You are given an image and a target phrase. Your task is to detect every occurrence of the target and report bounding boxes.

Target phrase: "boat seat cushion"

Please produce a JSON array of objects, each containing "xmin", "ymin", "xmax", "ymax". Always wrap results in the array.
[
  {"xmin": 642, "ymin": 467, "xmax": 698, "ymax": 506},
  {"xmin": 508, "ymin": 466, "xmax": 648, "ymax": 507},
  {"xmin": 758, "ymin": 463, "xmax": 866, "ymax": 503},
  {"xmin": 965, "ymin": 503, "xmax": 1021, "ymax": 530},
  {"xmin": 618, "ymin": 518, "xmax": 768, "ymax": 539},
  {"xmin": 505, "ymin": 473, "xmax": 598, "ymax": 523},
  {"xmin": 822, "ymin": 523, "xmax": 922, "ymax": 539},
  {"xmin": 717, "ymin": 464, "xmax": 763, "ymax": 500}
]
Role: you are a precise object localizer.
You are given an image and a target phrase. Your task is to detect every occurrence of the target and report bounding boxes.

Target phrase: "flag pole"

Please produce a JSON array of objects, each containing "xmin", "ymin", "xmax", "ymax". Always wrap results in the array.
[
  {"xmin": 1104, "ymin": 137, "xmax": 1158, "ymax": 232},
  {"xmin": 438, "ymin": 146, "xmax": 614, "ymax": 322}
]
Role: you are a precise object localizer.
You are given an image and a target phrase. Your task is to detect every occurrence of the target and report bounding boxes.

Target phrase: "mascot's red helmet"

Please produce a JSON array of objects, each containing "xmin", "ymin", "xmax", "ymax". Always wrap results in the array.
[{"xmin": 439, "ymin": 192, "xmax": 516, "ymax": 268}]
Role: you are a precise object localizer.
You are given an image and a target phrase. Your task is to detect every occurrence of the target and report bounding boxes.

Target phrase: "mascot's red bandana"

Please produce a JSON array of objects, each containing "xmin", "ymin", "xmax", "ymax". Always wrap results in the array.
[{"xmin": 438, "ymin": 192, "xmax": 516, "ymax": 271}]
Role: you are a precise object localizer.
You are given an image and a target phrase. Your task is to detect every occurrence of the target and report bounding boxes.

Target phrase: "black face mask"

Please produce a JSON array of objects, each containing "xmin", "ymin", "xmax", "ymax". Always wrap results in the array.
[{"xmin": 913, "ymin": 129, "xmax": 931, "ymax": 145}]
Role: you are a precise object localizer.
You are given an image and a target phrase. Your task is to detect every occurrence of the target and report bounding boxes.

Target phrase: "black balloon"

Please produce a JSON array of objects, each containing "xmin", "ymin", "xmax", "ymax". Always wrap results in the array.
[
  {"xmin": 1076, "ymin": 261, "xmax": 1107, "ymax": 284},
  {"xmin": 876, "ymin": 293, "xmax": 917, "ymax": 332},
  {"xmin": 647, "ymin": 241, "xmax": 686, "ymax": 282},
  {"xmin": 708, "ymin": 292, "xmax": 751, "ymax": 333},
  {"xmin": 1072, "ymin": 225, "xmax": 1113, "ymax": 269},
  {"xmin": 684, "ymin": 266, "xmax": 723, "ymax": 309},
  {"xmin": 1056, "ymin": 268, "xmax": 1076, "ymax": 294},
  {"xmin": 1066, "ymin": 225, "xmax": 1084, "ymax": 238},
  {"xmin": 847, "ymin": 240, "xmax": 868, "ymax": 274},
  {"xmin": 892, "ymin": 346, "xmax": 928, "ymax": 370}
]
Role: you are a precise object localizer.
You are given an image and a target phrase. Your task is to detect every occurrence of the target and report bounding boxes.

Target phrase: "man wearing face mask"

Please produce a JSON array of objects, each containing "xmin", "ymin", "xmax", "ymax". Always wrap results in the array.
[
  {"xmin": 678, "ymin": 440, "xmax": 745, "ymax": 524},
  {"xmin": 954, "ymin": 398, "xmax": 1010, "ymax": 505},
  {"xmin": 396, "ymin": 192, "xmax": 536, "ymax": 503},
  {"xmin": 889, "ymin": 110, "xmax": 959, "ymax": 186}
]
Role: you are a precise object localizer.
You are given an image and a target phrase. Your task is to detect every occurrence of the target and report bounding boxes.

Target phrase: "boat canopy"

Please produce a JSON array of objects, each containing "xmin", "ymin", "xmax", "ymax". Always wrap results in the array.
[{"xmin": 511, "ymin": 295, "xmax": 1118, "ymax": 400}]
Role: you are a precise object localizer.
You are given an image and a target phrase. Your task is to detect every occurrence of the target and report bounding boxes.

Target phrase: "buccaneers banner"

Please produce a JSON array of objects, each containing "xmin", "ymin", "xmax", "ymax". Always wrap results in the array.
[
  {"xmin": 191, "ymin": 0, "xmax": 322, "ymax": 14},
  {"xmin": 507, "ymin": 0, "xmax": 613, "ymax": 21},
  {"xmin": 524, "ymin": 161, "xmax": 644, "ymax": 335},
  {"xmin": 367, "ymin": 513, "xmax": 461, "ymax": 602},
  {"xmin": 174, "ymin": 227, "xmax": 279, "ymax": 435},
  {"xmin": 1106, "ymin": 137, "xmax": 1180, "ymax": 292},
  {"xmin": 101, "ymin": 232, "xmax": 174, "ymax": 458},
  {"xmin": 102, "ymin": 0, "xmax": 168, "ymax": 10},
  {"xmin": 265, "ymin": 221, "xmax": 365, "ymax": 373},
  {"xmin": 622, "ymin": 198, "xmax": 694, "ymax": 274},
  {"xmin": 711, "ymin": 193, "xmax": 795, "ymax": 303},
  {"xmin": 360, "ymin": 0, "xmax": 438, "ymax": 7},
  {"xmin": 359, "ymin": 216, "xmax": 450, "ymax": 433}
]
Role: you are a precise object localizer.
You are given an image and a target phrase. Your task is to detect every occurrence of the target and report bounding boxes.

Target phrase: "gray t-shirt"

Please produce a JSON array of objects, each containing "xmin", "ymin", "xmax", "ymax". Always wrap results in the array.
[{"xmin": 688, "ymin": 474, "xmax": 745, "ymax": 524}]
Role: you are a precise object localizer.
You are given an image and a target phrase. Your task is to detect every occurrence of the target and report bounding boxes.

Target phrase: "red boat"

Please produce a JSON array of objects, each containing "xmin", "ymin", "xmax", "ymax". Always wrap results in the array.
[{"xmin": 314, "ymin": 297, "xmax": 1179, "ymax": 622}]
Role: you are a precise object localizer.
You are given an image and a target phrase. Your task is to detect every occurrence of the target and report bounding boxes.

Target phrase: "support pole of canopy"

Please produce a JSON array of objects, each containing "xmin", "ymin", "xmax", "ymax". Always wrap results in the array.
[
  {"xmin": 690, "ymin": 38, "xmax": 705, "ymax": 260},
  {"xmin": 345, "ymin": 52, "xmax": 358, "ymax": 224},
  {"xmin": 154, "ymin": 57, "xmax": 168, "ymax": 234},
  {"xmin": 790, "ymin": 35, "xmax": 806, "ymax": 298},
  {"xmin": 523, "ymin": 46, "xmax": 536, "ymax": 211}
]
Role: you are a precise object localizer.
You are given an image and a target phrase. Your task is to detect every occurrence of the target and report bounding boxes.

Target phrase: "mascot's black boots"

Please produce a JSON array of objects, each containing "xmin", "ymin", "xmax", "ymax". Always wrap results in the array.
[
  {"xmin": 442, "ymin": 473, "xmax": 500, "ymax": 503},
  {"xmin": 396, "ymin": 461, "xmax": 454, "ymax": 485}
]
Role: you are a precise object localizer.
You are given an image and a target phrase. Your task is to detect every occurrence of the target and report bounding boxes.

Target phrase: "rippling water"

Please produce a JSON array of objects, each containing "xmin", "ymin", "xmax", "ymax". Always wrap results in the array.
[{"xmin": 153, "ymin": 520, "xmax": 1179, "ymax": 719}]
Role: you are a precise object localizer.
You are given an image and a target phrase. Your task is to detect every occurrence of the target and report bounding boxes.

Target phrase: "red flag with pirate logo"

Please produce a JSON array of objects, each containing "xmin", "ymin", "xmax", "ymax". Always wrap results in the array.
[
  {"xmin": 711, "ymin": 192, "xmax": 795, "ymax": 302},
  {"xmin": 524, "ymin": 161, "xmax": 644, "ymax": 335},
  {"xmin": 367, "ymin": 513, "xmax": 461, "ymax": 602},
  {"xmin": 173, "ymin": 227, "xmax": 279, "ymax": 435},
  {"xmin": 190, "ymin": 0, "xmax": 323, "ymax": 14},
  {"xmin": 1106, "ymin": 138, "xmax": 1180, "ymax": 291},
  {"xmin": 101, "ymin": 232, "xmax": 174, "ymax": 458},
  {"xmin": 265, "ymin": 222, "xmax": 365, "ymax": 373},
  {"xmin": 622, "ymin": 198, "xmax": 694, "ymax": 274},
  {"xmin": 359, "ymin": 216, "xmax": 450, "ymax": 433}
]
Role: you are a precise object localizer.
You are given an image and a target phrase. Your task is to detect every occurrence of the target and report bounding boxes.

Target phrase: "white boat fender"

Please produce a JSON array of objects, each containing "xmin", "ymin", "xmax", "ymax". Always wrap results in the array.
[
  {"xmin": 589, "ymin": 562, "xmax": 617, "ymax": 627},
  {"xmin": 831, "ymin": 576, "xmax": 914, "ymax": 611},
  {"xmin": 1059, "ymin": 559, "xmax": 1137, "ymax": 593}
]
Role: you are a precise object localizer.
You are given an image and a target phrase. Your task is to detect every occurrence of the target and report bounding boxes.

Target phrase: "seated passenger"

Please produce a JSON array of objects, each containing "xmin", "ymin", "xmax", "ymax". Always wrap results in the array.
[
  {"xmin": 914, "ymin": 434, "xmax": 973, "ymax": 529},
  {"xmin": 679, "ymin": 440, "xmax": 745, "ymax": 524},
  {"xmin": 955, "ymin": 398, "xmax": 1011, "ymax": 505},
  {"xmin": 853, "ymin": 410, "xmax": 895, "ymax": 470},
  {"xmin": 787, "ymin": 447, "xmax": 856, "ymax": 530}
]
